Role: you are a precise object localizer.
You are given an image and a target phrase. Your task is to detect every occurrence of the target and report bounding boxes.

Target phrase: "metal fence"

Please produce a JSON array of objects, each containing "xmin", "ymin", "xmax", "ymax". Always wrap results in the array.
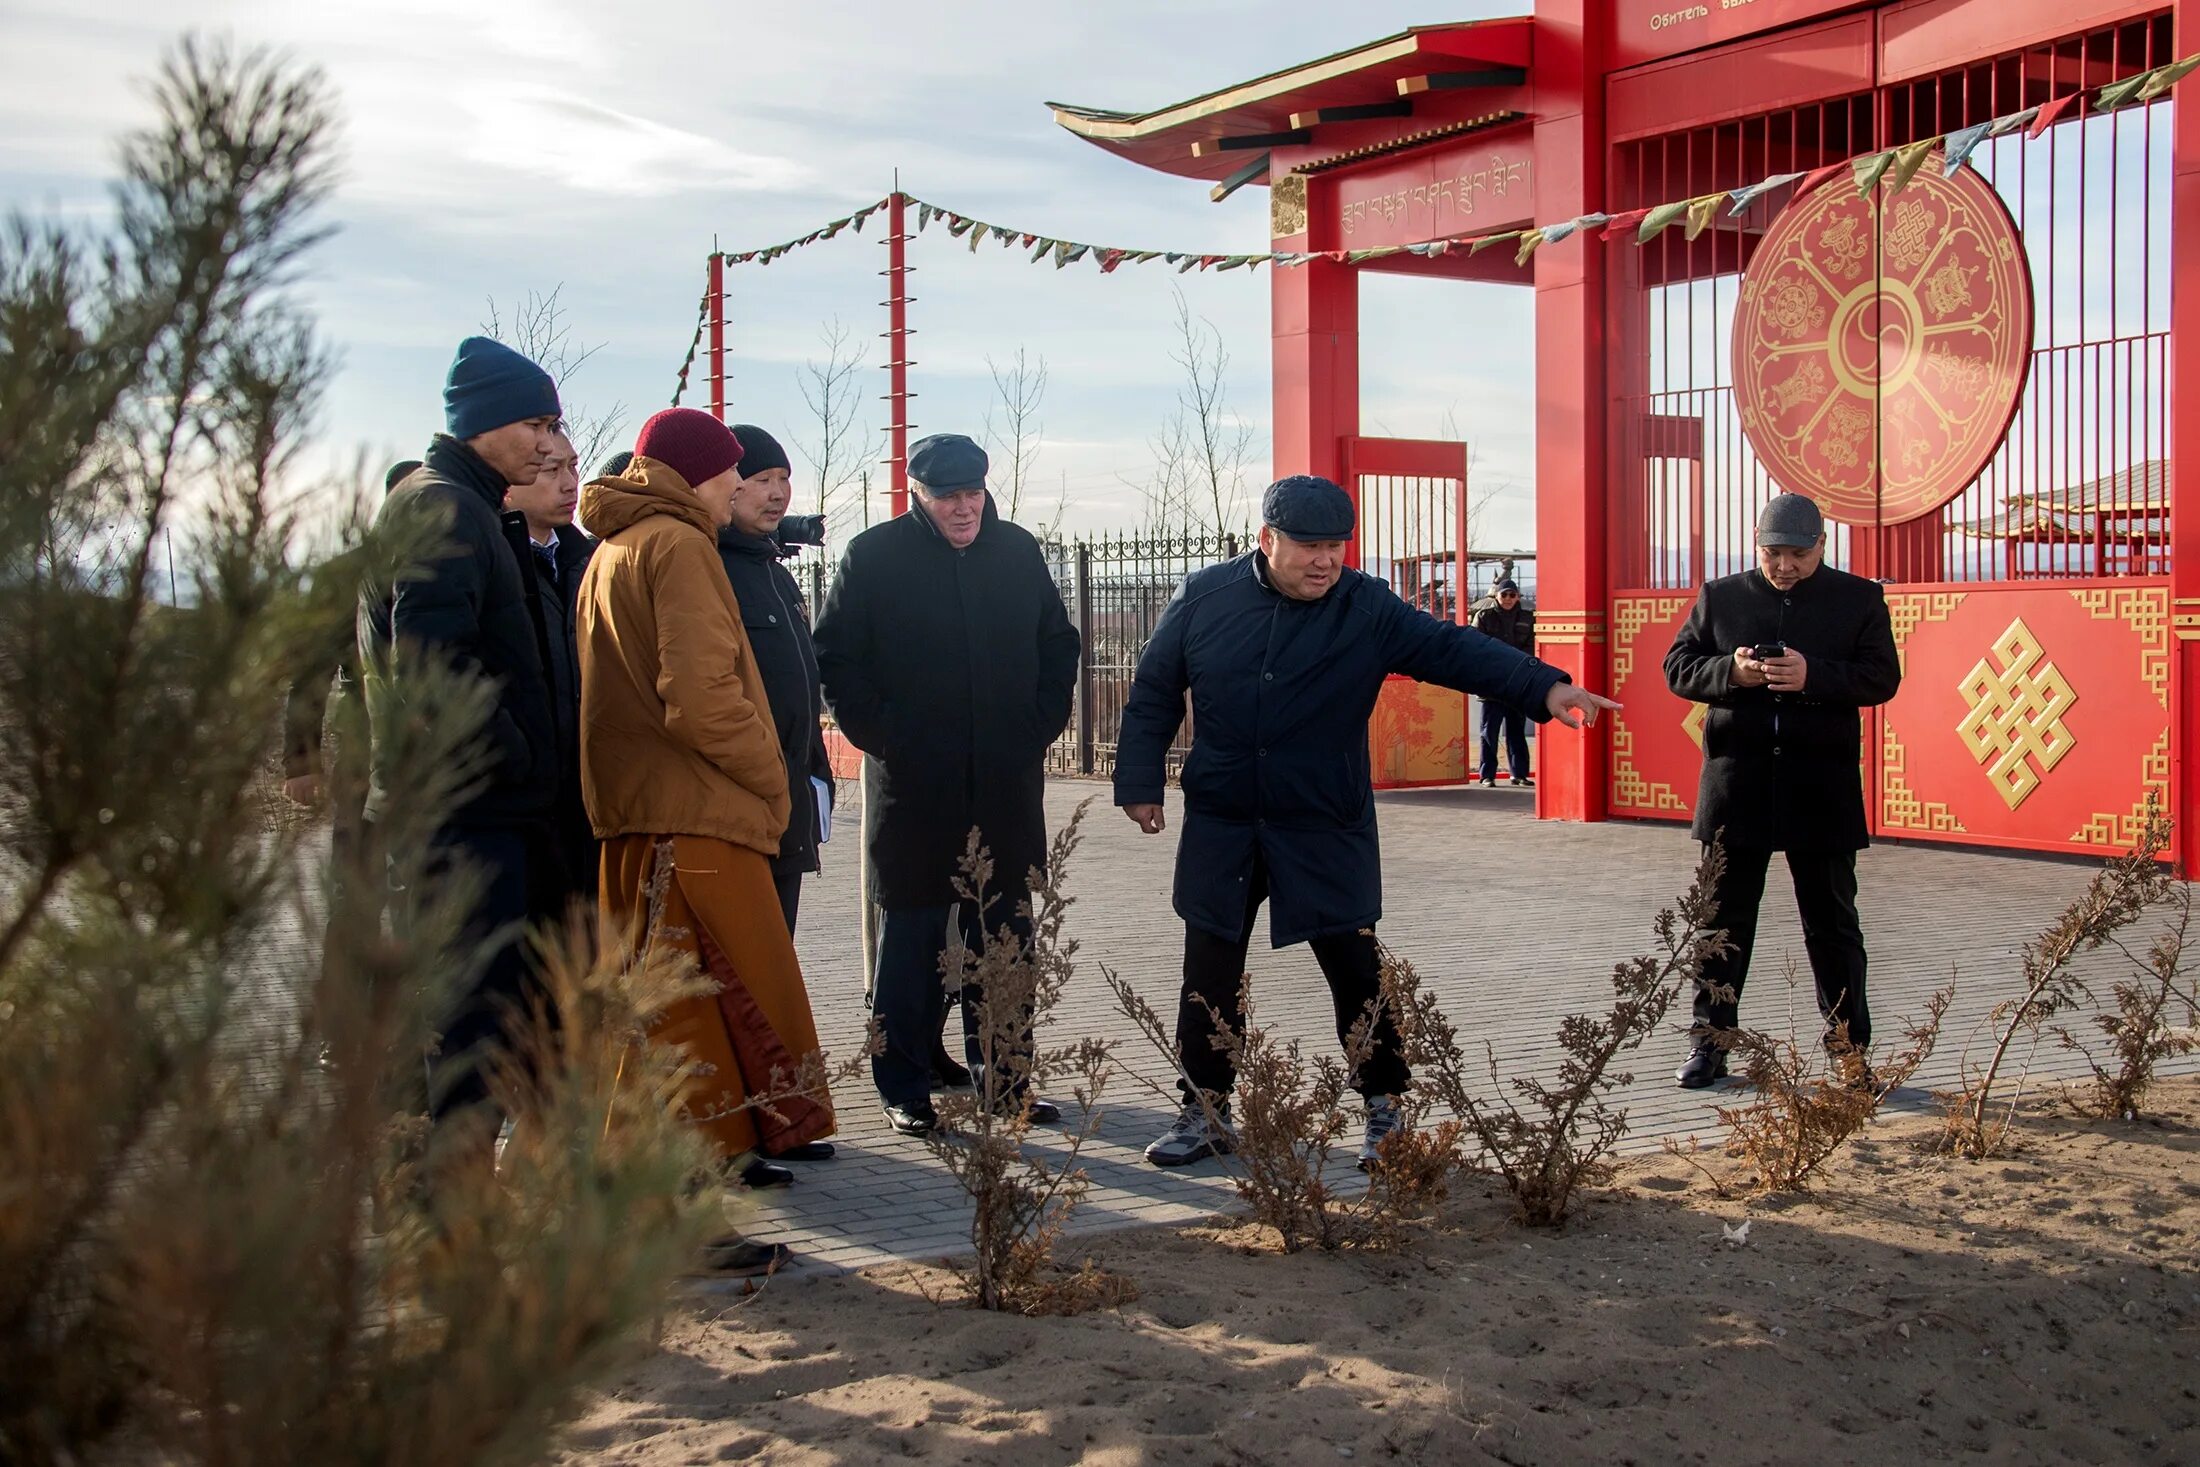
[{"xmin": 1044, "ymin": 531, "xmax": 1242, "ymax": 779}]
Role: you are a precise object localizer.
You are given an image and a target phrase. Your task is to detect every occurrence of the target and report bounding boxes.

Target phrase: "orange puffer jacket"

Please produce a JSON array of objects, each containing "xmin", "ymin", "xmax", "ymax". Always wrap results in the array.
[{"xmin": 575, "ymin": 456, "xmax": 790, "ymax": 854}]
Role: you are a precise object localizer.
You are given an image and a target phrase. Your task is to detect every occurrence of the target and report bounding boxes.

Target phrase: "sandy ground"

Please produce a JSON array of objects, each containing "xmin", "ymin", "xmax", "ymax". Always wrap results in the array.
[{"xmin": 559, "ymin": 1078, "xmax": 2200, "ymax": 1467}]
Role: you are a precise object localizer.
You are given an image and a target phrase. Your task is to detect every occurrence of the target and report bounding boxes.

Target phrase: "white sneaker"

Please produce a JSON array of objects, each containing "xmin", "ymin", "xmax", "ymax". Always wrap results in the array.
[
  {"xmin": 1145, "ymin": 1098, "xmax": 1234, "ymax": 1167},
  {"xmin": 1357, "ymin": 1095, "xmax": 1404, "ymax": 1172}
]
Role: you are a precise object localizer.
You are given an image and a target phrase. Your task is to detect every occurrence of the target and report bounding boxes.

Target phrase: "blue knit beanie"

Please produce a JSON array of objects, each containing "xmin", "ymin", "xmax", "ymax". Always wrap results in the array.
[{"xmin": 444, "ymin": 336, "xmax": 561, "ymax": 440}]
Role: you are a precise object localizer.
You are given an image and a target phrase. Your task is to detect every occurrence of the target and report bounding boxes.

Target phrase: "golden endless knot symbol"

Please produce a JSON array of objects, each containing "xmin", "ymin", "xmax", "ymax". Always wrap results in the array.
[{"xmin": 1956, "ymin": 618, "xmax": 2078, "ymax": 811}]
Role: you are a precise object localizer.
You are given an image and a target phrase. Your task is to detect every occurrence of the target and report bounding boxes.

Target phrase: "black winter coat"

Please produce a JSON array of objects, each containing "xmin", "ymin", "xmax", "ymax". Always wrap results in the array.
[
  {"xmin": 1662, "ymin": 564, "xmax": 1901, "ymax": 852},
  {"xmin": 360, "ymin": 435, "xmax": 557, "ymax": 829},
  {"xmin": 1472, "ymin": 602, "xmax": 1534, "ymax": 655},
  {"xmin": 1113, "ymin": 554, "xmax": 1569, "ymax": 947},
  {"xmin": 509, "ymin": 519, "xmax": 597, "ymax": 891},
  {"xmin": 718, "ymin": 528, "xmax": 833, "ymax": 878},
  {"xmin": 813, "ymin": 498, "xmax": 1080, "ymax": 909}
]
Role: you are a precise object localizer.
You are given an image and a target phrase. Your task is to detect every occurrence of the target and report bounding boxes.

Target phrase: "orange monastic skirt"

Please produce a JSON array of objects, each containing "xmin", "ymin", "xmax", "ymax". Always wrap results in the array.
[{"xmin": 601, "ymin": 833, "xmax": 835, "ymax": 1158}]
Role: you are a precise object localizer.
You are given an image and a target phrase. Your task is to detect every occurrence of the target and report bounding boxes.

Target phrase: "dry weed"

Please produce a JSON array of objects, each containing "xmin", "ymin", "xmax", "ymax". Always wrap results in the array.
[
  {"xmin": 923, "ymin": 802, "xmax": 1134, "ymax": 1314},
  {"xmin": 2055, "ymin": 842, "xmax": 2199, "ymax": 1122},
  {"xmin": 1392, "ymin": 845, "xmax": 1728, "ymax": 1226},
  {"xmin": 1109, "ymin": 961, "xmax": 1446, "ymax": 1253},
  {"xmin": 1712, "ymin": 963, "xmax": 1953, "ymax": 1191},
  {"xmin": 1936, "ymin": 813, "xmax": 2175, "ymax": 1157}
]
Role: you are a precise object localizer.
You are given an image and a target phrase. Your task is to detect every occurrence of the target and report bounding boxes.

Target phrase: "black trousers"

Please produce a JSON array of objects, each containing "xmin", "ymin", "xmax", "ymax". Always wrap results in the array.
[
  {"xmin": 422, "ymin": 820, "xmax": 571, "ymax": 1124},
  {"xmin": 774, "ymin": 870, "xmax": 803, "ymax": 937},
  {"xmin": 871, "ymin": 892, "xmax": 1031, "ymax": 1108},
  {"xmin": 1695, "ymin": 844, "xmax": 1871, "ymax": 1046},
  {"xmin": 1479, "ymin": 698, "xmax": 1531, "ymax": 783},
  {"xmin": 1176, "ymin": 852, "xmax": 1409, "ymax": 1103}
]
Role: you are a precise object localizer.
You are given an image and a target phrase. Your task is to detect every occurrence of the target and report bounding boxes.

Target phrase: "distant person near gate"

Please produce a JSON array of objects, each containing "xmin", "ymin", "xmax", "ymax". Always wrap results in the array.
[
  {"xmin": 1473, "ymin": 577, "xmax": 1536, "ymax": 787},
  {"xmin": 1662, "ymin": 492, "xmax": 1902, "ymax": 1091},
  {"xmin": 1113, "ymin": 474, "xmax": 1622, "ymax": 1171}
]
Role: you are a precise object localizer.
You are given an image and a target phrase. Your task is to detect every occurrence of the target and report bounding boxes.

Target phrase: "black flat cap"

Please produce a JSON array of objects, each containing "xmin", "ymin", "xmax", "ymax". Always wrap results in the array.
[
  {"xmin": 1261, "ymin": 474, "xmax": 1356, "ymax": 541},
  {"xmin": 1755, "ymin": 492, "xmax": 1825, "ymax": 548},
  {"xmin": 1494, "ymin": 578, "xmax": 1521, "ymax": 595},
  {"xmin": 908, "ymin": 433, "xmax": 989, "ymax": 492}
]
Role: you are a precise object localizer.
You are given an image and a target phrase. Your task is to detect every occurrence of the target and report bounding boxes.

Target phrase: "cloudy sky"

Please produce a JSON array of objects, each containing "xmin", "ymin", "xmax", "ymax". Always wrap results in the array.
[{"xmin": 1, "ymin": 0, "xmax": 1537, "ymax": 541}]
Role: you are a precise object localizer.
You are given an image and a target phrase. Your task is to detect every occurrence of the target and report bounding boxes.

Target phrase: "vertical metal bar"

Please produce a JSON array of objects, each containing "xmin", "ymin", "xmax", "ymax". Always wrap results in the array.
[{"xmin": 1076, "ymin": 541, "xmax": 1095, "ymax": 776}]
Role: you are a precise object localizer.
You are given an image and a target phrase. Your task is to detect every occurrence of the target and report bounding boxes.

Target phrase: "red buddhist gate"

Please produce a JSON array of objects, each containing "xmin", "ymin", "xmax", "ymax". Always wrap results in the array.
[{"xmin": 1056, "ymin": 0, "xmax": 2194, "ymax": 866}]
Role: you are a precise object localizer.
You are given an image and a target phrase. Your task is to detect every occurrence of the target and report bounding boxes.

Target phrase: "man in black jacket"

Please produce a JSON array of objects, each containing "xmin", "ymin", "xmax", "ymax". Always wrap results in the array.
[
  {"xmin": 502, "ymin": 429, "xmax": 597, "ymax": 902},
  {"xmin": 1472, "ymin": 578, "xmax": 1536, "ymax": 788},
  {"xmin": 717, "ymin": 424, "xmax": 834, "ymax": 935},
  {"xmin": 361, "ymin": 335, "xmax": 566, "ymax": 1133},
  {"xmin": 1662, "ymin": 493, "xmax": 1902, "ymax": 1089},
  {"xmin": 1116, "ymin": 476, "xmax": 1619, "ymax": 1169},
  {"xmin": 814, "ymin": 433, "xmax": 1081, "ymax": 1138}
]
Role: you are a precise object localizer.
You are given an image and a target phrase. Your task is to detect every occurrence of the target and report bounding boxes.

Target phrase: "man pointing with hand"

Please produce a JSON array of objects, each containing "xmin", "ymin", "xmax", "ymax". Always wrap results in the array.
[{"xmin": 1114, "ymin": 474, "xmax": 1619, "ymax": 1170}]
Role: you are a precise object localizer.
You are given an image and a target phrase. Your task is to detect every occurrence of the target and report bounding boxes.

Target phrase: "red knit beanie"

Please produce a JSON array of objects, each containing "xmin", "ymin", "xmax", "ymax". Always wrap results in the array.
[{"xmin": 632, "ymin": 408, "xmax": 743, "ymax": 491}]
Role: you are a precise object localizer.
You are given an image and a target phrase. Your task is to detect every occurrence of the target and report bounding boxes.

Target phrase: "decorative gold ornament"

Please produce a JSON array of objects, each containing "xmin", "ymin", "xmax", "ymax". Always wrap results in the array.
[
  {"xmin": 1681, "ymin": 702, "xmax": 1707, "ymax": 751},
  {"xmin": 2073, "ymin": 730, "xmax": 2172, "ymax": 848},
  {"xmin": 2070, "ymin": 586, "xmax": 2169, "ymax": 710},
  {"xmin": 1957, "ymin": 618, "xmax": 2078, "ymax": 811},
  {"xmin": 1270, "ymin": 173, "xmax": 1308, "ymax": 239},
  {"xmin": 1880, "ymin": 722, "xmax": 1965, "ymax": 834},
  {"xmin": 1607, "ymin": 595, "xmax": 1695, "ymax": 815}
]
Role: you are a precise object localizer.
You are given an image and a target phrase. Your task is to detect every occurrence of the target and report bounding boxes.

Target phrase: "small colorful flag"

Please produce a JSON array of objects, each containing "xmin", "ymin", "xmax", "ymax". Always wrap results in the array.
[
  {"xmin": 1728, "ymin": 173, "xmax": 1805, "ymax": 216},
  {"xmin": 1942, "ymin": 121, "xmax": 1993, "ymax": 174},
  {"xmin": 1637, "ymin": 200, "xmax": 1691, "ymax": 242},
  {"xmin": 2028, "ymin": 91, "xmax": 2083, "ymax": 137}
]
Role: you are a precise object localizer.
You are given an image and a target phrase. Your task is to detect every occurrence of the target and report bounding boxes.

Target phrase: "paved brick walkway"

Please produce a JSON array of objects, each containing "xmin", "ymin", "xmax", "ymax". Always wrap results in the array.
[{"xmin": 738, "ymin": 779, "xmax": 2193, "ymax": 1277}]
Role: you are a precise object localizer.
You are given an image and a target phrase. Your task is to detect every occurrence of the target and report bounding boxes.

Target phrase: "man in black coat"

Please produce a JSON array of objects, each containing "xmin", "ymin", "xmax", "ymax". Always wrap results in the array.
[
  {"xmin": 501, "ymin": 429, "xmax": 598, "ymax": 902},
  {"xmin": 1472, "ymin": 577, "xmax": 1537, "ymax": 788},
  {"xmin": 814, "ymin": 433, "xmax": 1081, "ymax": 1137},
  {"xmin": 360, "ymin": 335, "xmax": 567, "ymax": 1134},
  {"xmin": 1662, "ymin": 492, "xmax": 1902, "ymax": 1089},
  {"xmin": 1115, "ymin": 475, "xmax": 1619, "ymax": 1170},
  {"xmin": 717, "ymin": 424, "xmax": 834, "ymax": 936}
]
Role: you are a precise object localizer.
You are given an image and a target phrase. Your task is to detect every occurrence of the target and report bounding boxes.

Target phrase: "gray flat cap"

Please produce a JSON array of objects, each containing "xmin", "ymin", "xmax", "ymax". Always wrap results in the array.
[
  {"xmin": 1261, "ymin": 474, "xmax": 1356, "ymax": 541},
  {"xmin": 908, "ymin": 433, "xmax": 989, "ymax": 492},
  {"xmin": 1755, "ymin": 493, "xmax": 1825, "ymax": 549}
]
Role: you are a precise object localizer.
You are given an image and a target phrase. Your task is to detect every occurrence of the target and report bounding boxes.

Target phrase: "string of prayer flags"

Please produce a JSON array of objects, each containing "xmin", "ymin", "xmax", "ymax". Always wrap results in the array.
[
  {"xmin": 2139, "ymin": 55, "xmax": 2200, "ymax": 101},
  {"xmin": 1729, "ymin": 173, "xmax": 1805, "ymax": 216},
  {"xmin": 1885, "ymin": 137, "xmax": 1941, "ymax": 196},
  {"xmin": 1636, "ymin": 199, "xmax": 1692, "ymax": 243},
  {"xmin": 1942, "ymin": 121, "xmax": 1994, "ymax": 175}
]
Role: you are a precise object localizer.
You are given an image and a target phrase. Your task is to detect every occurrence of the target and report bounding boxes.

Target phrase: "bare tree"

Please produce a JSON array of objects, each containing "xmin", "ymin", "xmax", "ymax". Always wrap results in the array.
[
  {"xmin": 796, "ymin": 317, "xmax": 869, "ymax": 535},
  {"xmin": 1168, "ymin": 287, "xmax": 1255, "ymax": 537},
  {"xmin": 981, "ymin": 346, "xmax": 1049, "ymax": 524},
  {"xmin": 482, "ymin": 285, "xmax": 626, "ymax": 474}
]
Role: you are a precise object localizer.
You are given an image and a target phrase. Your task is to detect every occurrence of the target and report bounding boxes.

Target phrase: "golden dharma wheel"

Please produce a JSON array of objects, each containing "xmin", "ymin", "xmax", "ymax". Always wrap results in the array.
[{"xmin": 1732, "ymin": 158, "xmax": 2033, "ymax": 527}]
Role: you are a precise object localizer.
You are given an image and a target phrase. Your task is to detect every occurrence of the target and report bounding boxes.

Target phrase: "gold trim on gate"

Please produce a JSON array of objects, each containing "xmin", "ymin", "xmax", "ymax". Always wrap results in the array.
[
  {"xmin": 2071, "ymin": 587, "xmax": 2169, "ymax": 709},
  {"xmin": 1608, "ymin": 595, "xmax": 1693, "ymax": 815},
  {"xmin": 1957, "ymin": 618, "xmax": 2077, "ymax": 812},
  {"xmin": 1270, "ymin": 173, "xmax": 1308, "ymax": 239},
  {"xmin": 1881, "ymin": 721, "xmax": 1965, "ymax": 835},
  {"xmin": 1886, "ymin": 591, "xmax": 1965, "ymax": 667},
  {"xmin": 2073, "ymin": 729, "xmax": 2173, "ymax": 847}
]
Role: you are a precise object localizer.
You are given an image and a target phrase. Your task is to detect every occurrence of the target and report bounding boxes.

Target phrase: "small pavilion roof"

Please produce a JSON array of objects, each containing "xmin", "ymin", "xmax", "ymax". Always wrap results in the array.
[{"xmin": 1048, "ymin": 20, "xmax": 1534, "ymax": 186}]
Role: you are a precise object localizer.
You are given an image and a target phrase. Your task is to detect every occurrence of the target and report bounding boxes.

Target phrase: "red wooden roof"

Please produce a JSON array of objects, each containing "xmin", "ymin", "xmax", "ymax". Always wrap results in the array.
[{"xmin": 1049, "ymin": 20, "xmax": 1535, "ymax": 185}]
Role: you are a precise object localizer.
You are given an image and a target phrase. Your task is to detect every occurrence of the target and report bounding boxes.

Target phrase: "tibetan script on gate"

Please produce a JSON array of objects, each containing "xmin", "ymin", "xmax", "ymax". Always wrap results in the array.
[{"xmin": 1330, "ymin": 135, "xmax": 1536, "ymax": 248}]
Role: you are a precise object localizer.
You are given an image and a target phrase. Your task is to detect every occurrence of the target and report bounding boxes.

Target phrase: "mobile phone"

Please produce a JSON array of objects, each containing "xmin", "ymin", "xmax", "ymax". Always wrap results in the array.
[{"xmin": 1754, "ymin": 641, "xmax": 1787, "ymax": 660}]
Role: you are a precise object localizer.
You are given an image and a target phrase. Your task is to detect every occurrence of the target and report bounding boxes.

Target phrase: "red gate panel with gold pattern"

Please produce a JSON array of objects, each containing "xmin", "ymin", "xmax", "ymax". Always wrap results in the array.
[
  {"xmin": 1606, "ymin": 593, "xmax": 1703, "ymax": 820},
  {"xmin": 1877, "ymin": 581, "xmax": 2171, "ymax": 858}
]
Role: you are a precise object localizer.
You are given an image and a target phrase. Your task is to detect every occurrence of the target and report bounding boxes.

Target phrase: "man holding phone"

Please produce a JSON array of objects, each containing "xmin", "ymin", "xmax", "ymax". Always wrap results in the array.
[{"xmin": 1662, "ymin": 493, "xmax": 1902, "ymax": 1088}]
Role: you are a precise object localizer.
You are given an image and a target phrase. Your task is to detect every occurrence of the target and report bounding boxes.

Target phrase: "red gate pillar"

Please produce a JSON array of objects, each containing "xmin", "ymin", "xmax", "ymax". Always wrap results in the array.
[
  {"xmin": 1530, "ymin": 0, "xmax": 1610, "ymax": 822},
  {"xmin": 1271, "ymin": 249, "xmax": 1358, "ymax": 487},
  {"xmin": 2173, "ymin": 0, "xmax": 2200, "ymax": 867}
]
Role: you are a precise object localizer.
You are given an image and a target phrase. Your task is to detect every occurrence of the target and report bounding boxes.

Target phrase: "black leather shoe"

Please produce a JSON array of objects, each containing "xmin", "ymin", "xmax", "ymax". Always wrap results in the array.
[
  {"xmin": 1510, "ymin": 775, "xmax": 1535, "ymax": 788},
  {"xmin": 697, "ymin": 1235, "xmax": 792, "ymax": 1277},
  {"xmin": 1676, "ymin": 1041, "xmax": 1729, "ymax": 1090},
  {"xmin": 778, "ymin": 1141, "xmax": 836, "ymax": 1161},
  {"xmin": 883, "ymin": 1101, "xmax": 940, "ymax": 1137},
  {"xmin": 992, "ymin": 1095, "xmax": 1062, "ymax": 1125},
  {"xmin": 931, "ymin": 1041, "xmax": 974, "ymax": 1090},
  {"xmin": 739, "ymin": 1158, "xmax": 794, "ymax": 1188}
]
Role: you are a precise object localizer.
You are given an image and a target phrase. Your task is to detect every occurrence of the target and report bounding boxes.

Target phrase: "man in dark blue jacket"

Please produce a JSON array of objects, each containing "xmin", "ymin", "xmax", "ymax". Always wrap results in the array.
[
  {"xmin": 360, "ymin": 335, "xmax": 566, "ymax": 1139},
  {"xmin": 716, "ymin": 424, "xmax": 834, "ymax": 936},
  {"xmin": 1115, "ymin": 475, "xmax": 1619, "ymax": 1169}
]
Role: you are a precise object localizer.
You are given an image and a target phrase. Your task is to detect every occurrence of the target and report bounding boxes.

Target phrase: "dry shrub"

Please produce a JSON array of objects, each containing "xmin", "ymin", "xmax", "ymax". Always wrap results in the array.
[
  {"xmin": 923, "ymin": 803, "xmax": 1134, "ymax": 1315},
  {"xmin": 1709, "ymin": 962, "xmax": 1954, "ymax": 1192},
  {"xmin": 2056, "ymin": 838, "xmax": 2199, "ymax": 1122},
  {"xmin": 1109, "ymin": 964, "xmax": 1446, "ymax": 1253},
  {"xmin": 1393, "ymin": 845, "xmax": 1728, "ymax": 1226},
  {"xmin": 1936, "ymin": 813, "xmax": 2176, "ymax": 1157}
]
